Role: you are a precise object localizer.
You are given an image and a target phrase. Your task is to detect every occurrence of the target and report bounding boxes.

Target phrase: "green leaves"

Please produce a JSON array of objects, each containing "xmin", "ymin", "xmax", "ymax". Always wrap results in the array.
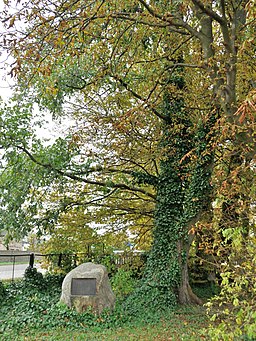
[{"xmin": 0, "ymin": 0, "xmax": 255, "ymax": 318}]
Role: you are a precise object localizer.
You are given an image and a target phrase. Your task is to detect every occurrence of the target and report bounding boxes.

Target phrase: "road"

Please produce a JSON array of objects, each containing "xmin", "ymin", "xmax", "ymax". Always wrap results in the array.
[{"xmin": 0, "ymin": 264, "xmax": 46, "ymax": 280}]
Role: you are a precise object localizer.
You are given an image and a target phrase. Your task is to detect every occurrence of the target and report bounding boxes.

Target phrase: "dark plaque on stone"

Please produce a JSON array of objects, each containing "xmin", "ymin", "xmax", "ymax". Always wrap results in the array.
[{"xmin": 71, "ymin": 278, "xmax": 97, "ymax": 296}]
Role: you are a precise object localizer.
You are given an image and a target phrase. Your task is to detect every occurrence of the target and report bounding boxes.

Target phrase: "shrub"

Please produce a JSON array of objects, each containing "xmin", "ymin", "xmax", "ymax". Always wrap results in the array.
[
  {"xmin": 24, "ymin": 266, "xmax": 44, "ymax": 289},
  {"xmin": 206, "ymin": 237, "xmax": 256, "ymax": 341},
  {"xmin": 94, "ymin": 254, "xmax": 117, "ymax": 276},
  {"xmin": 43, "ymin": 273, "xmax": 65, "ymax": 288},
  {"xmin": 111, "ymin": 268, "xmax": 137, "ymax": 298}
]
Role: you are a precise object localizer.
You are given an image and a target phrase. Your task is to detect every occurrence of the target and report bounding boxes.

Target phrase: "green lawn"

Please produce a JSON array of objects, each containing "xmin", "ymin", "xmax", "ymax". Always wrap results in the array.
[{"xmin": 0, "ymin": 262, "xmax": 28, "ymax": 265}]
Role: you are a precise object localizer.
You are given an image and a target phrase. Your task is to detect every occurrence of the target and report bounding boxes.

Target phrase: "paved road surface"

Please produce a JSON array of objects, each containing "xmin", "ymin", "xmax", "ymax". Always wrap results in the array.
[{"xmin": 0, "ymin": 264, "xmax": 46, "ymax": 280}]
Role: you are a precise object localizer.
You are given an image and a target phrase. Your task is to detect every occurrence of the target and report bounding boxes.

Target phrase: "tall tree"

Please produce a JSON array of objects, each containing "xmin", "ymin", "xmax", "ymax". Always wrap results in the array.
[{"xmin": 0, "ymin": 0, "xmax": 255, "ymax": 305}]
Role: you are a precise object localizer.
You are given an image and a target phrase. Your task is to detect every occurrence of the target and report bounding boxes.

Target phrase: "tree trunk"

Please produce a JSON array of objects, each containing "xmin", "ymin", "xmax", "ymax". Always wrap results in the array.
[
  {"xmin": 143, "ymin": 57, "xmax": 213, "ymax": 307},
  {"xmin": 178, "ymin": 239, "xmax": 203, "ymax": 305},
  {"xmin": 178, "ymin": 257, "xmax": 203, "ymax": 305}
]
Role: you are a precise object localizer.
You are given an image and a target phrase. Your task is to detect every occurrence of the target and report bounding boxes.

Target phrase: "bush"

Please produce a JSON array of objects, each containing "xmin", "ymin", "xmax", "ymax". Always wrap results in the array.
[
  {"xmin": 111, "ymin": 268, "xmax": 137, "ymax": 298},
  {"xmin": 94, "ymin": 254, "xmax": 117, "ymax": 276},
  {"xmin": 124, "ymin": 281, "xmax": 177, "ymax": 316},
  {"xmin": 43, "ymin": 273, "xmax": 65, "ymax": 288},
  {"xmin": 206, "ymin": 238, "xmax": 256, "ymax": 341},
  {"xmin": 24, "ymin": 266, "xmax": 44, "ymax": 289}
]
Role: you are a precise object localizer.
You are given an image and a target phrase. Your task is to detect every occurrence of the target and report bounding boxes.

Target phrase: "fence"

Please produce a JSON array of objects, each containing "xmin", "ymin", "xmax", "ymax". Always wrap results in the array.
[
  {"xmin": 0, "ymin": 251, "xmax": 43, "ymax": 281},
  {"xmin": 0, "ymin": 250, "xmax": 146, "ymax": 281}
]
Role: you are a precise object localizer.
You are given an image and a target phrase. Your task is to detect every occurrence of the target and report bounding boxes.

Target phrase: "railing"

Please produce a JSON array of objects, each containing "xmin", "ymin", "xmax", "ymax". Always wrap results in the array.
[
  {"xmin": 0, "ymin": 252, "xmax": 43, "ymax": 281},
  {"xmin": 0, "ymin": 250, "xmax": 146, "ymax": 281}
]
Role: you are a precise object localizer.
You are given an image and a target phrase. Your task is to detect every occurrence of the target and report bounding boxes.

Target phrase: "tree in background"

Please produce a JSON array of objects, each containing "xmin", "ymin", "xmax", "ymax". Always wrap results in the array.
[
  {"xmin": 205, "ymin": 91, "xmax": 256, "ymax": 340},
  {"xmin": 0, "ymin": 0, "xmax": 255, "ymax": 310}
]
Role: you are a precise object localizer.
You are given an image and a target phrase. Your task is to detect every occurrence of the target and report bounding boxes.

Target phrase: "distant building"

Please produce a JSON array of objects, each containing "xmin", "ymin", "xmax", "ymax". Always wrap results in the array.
[
  {"xmin": 0, "ymin": 232, "xmax": 25, "ymax": 251},
  {"xmin": 0, "ymin": 239, "xmax": 24, "ymax": 251}
]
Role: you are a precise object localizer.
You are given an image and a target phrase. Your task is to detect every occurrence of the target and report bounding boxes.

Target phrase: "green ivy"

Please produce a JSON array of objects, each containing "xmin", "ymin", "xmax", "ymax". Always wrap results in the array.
[
  {"xmin": 0, "ymin": 274, "xmax": 128, "ymax": 337},
  {"xmin": 131, "ymin": 61, "xmax": 216, "ymax": 307}
]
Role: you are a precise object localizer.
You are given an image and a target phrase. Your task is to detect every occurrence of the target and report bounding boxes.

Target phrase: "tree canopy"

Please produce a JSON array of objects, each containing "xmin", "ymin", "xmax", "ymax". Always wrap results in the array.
[{"xmin": 0, "ymin": 0, "xmax": 255, "ymax": 320}]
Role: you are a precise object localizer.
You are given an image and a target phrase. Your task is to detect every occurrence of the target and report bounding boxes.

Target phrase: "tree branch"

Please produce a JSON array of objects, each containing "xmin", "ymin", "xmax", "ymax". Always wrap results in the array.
[
  {"xmin": 137, "ymin": 0, "xmax": 164, "ymax": 20},
  {"xmin": 137, "ymin": 0, "xmax": 203, "ymax": 40},
  {"xmin": 111, "ymin": 74, "xmax": 168, "ymax": 122},
  {"xmin": 15, "ymin": 144, "xmax": 156, "ymax": 199},
  {"xmin": 61, "ymin": 188, "xmax": 119, "ymax": 210},
  {"xmin": 191, "ymin": 0, "xmax": 226, "ymax": 25}
]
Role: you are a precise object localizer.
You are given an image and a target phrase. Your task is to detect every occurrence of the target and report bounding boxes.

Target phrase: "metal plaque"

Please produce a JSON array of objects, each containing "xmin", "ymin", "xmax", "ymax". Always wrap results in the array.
[{"xmin": 71, "ymin": 278, "xmax": 97, "ymax": 296}]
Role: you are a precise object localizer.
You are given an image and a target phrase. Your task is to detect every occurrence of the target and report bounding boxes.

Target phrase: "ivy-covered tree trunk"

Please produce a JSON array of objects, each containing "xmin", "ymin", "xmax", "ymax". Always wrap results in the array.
[
  {"xmin": 147, "ymin": 124, "xmax": 215, "ymax": 304},
  {"xmin": 143, "ymin": 66, "xmax": 215, "ymax": 305}
]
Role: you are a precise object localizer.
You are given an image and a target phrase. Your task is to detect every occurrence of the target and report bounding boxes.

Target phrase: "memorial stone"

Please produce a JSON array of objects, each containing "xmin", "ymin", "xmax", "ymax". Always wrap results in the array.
[{"xmin": 60, "ymin": 262, "xmax": 115, "ymax": 314}]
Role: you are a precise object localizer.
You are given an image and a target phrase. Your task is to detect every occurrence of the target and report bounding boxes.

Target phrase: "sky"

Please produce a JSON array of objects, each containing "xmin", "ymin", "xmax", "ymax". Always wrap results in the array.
[
  {"xmin": 0, "ymin": 47, "xmax": 70, "ymax": 142},
  {"xmin": 0, "ymin": 50, "xmax": 14, "ymax": 100},
  {"xmin": 0, "ymin": 2, "xmax": 76, "ymax": 143},
  {"xmin": 0, "ymin": 0, "xmax": 16, "ymax": 101}
]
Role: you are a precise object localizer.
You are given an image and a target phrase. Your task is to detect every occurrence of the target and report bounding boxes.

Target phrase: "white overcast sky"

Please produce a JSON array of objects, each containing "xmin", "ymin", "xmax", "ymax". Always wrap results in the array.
[
  {"xmin": 0, "ymin": 42, "xmax": 71, "ymax": 142},
  {"xmin": 0, "ymin": 3, "xmax": 77, "ymax": 143},
  {"xmin": 0, "ymin": 50, "xmax": 14, "ymax": 100}
]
